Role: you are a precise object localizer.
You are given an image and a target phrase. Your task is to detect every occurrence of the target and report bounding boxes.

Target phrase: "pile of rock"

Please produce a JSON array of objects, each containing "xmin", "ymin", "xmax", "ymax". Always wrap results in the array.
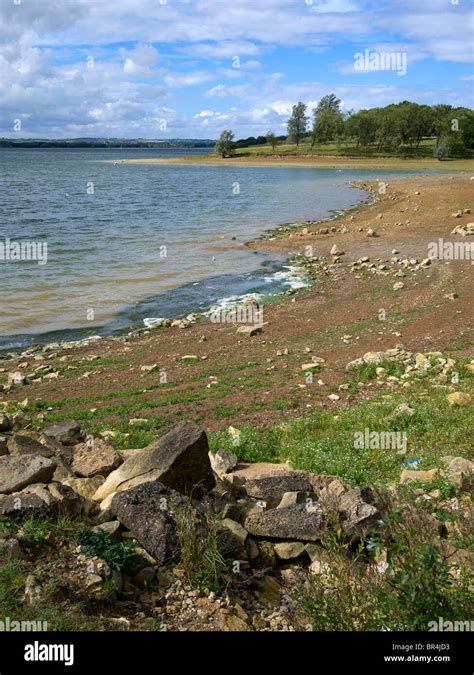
[{"xmin": 346, "ymin": 347, "xmax": 471, "ymax": 387}]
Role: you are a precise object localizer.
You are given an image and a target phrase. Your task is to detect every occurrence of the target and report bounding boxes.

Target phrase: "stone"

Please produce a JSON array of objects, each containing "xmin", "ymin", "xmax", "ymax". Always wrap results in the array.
[
  {"xmin": 0, "ymin": 492, "xmax": 52, "ymax": 518},
  {"xmin": 43, "ymin": 420, "xmax": 83, "ymax": 446},
  {"xmin": 274, "ymin": 541, "xmax": 306, "ymax": 560},
  {"xmin": 94, "ymin": 422, "xmax": 215, "ymax": 501},
  {"xmin": 0, "ymin": 413, "xmax": 12, "ymax": 432},
  {"xmin": 7, "ymin": 432, "xmax": 55, "ymax": 457},
  {"xmin": 111, "ymin": 481, "xmax": 187, "ymax": 564},
  {"xmin": 337, "ymin": 487, "xmax": 379, "ymax": 541},
  {"xmin": 244, "ymin": 503, "xmax": 324, "ymax": 541},
  {"xmin": 277, "ymin": 491, "xmax": 318, "ymax": 509},
  {"xmin": 0, "ymin": 436, "xmax": 8, "ymax": 456},
  {"xmin": 47, "ymin": 482, "xmax": 84, "ymax": 516},
  {"xmin": 62, "ymin": 476, "xmax": 105, "ymax": 501},
  {"xmin": 243, "ymin": 474, "xmax": 313, "ymax": 507},
  {"xmin": 0, "ymin": 455, "xmax": 56, "ymax": 494},
  {"xmin": 400, "ymin": 468, "xmax": 440, "ymax": 484},
  {"xmin": 209, "ymin": 449, "xmax": 238, "ymax": 476},
  {"xmin": 219, "ymin": 518, "xmax": 248, "ymax": 557},
  {"xmin": 23, "ymin": 575, "xmax": 43, "ymax": 605},
  {"xmin": 441, "ymin": 456, "xmax": 474, "ymax": 476},
  {"xmin": 218, "ymin": 611, "xmax": 251, "ymax": 632},
  {"xmin": 256, "ymin": 576, "xmax": 281, "ymax": 606},
  {"xmin": 92, "ymin": 520, "xmax": 122, "ymax": 541},
  {"xmin": 0, "ymin": 537, "xmax": 25, "ymax": 560},
  {"xmin": 330, "ymin": 244, "xmax": 344, "ymax": 257},
  {"xmin": 72, "ymin": 438, "xmax": 122, "ymax": 478},
  {"xmin": 236, "ymin": 325, "xmax": 262, "ymax": 337},
  {"xmin": 393, "ymin": 282, "xmax": 404, "ymax": 291},
  {"xmin": 447, "ymin": 392, "xmax": 471, "ymax": 407}
]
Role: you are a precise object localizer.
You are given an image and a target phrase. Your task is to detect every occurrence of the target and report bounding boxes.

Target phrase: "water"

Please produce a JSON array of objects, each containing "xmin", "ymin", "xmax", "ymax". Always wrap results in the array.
[{"xmin": 0, "ymin": 147, "xmax": 434, "ymax": 350}]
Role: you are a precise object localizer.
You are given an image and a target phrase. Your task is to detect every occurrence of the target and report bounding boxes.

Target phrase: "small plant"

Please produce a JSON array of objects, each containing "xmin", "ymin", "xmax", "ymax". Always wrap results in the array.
[
  {"xmin": 174, "ymin": 501, "xmax": 233, "ymax": 594},
  {"xmin": 75, "ymin": 528, "xmax": 136, "ymax": 573}
]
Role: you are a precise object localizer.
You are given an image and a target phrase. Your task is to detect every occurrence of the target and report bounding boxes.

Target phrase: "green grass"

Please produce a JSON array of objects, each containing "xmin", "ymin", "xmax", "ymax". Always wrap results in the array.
[{"xmin": 209, "ymin": 375, "xmax": 473, "ymax": 486}]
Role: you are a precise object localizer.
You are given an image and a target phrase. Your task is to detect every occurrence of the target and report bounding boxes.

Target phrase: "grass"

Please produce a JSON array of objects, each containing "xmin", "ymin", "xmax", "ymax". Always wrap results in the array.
[{"xmin": 209, "ymin": 372, "xmax": 473, "ymax": 486}]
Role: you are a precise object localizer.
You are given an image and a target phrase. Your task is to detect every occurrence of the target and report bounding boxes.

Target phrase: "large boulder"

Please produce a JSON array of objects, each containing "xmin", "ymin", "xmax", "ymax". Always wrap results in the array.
[
  {"xmin": 43, "ymin": 420, "xmax": 83, "ymax": 446},
  {"xmin": 244, "ymin": 503, "xmax": 325, "ymax": 541},
  {"xmin": 7, "ymin": 432, "xmax": 55, "ymax": 458},
  {"xmin": 71, "ymin": 438, "xmax": 122, "ymax": 478},
  {"xmin": 94, "ymin": 422, "xmax": 215, "ymax": 501},
  {"xmin": 0, "ymin": 455, "xmax": 56, "ymax": 494},
  {"xmin": 111, "ymin": 481, "xmax": 187, "ymax": 564}
]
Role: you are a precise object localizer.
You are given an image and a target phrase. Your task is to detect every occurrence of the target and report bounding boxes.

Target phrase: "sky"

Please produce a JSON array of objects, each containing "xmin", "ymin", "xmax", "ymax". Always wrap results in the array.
[{"xmin": 0, "ymin": 0, "xmax": 473, "ymax": 139}]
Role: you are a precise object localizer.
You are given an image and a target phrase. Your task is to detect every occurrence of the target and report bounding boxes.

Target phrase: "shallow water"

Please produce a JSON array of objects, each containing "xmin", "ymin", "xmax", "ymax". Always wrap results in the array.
[{"xmin": 0, "ymin": 147, "xmax": 436, "ymax": 350}]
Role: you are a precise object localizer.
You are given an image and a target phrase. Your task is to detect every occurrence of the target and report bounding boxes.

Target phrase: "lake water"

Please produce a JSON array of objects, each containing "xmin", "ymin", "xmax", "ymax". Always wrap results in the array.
[{"xmin": 0, "ymin": 147, "xmax": 433, "ymax": 350}]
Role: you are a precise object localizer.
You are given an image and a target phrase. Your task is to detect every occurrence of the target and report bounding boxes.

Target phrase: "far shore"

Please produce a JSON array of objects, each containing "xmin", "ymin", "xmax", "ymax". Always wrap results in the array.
[{"xmin": 113, "ymin": 153, "xmax": 474, "ymax": 171}]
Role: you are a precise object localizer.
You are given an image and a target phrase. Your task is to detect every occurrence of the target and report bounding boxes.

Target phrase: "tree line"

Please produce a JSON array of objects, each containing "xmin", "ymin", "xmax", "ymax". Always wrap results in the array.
[{"xmin": 215, "ymin": 96, "xmax": 474, "ymax": 158}]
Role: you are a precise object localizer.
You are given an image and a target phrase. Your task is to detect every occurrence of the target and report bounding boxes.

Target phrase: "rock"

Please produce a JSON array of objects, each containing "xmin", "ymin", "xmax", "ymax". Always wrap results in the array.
[
  {"xmin": 23, "ymin": 575, "xmax": 43, "ymax": 605},
  {"xmin": 62, "ymin": 476, "xmax": 105, "ymax": 501},
  {"xmin": 111, "ymin": 481, "xmax": 186, "ymax": 564},
  {"xmin": 274, "ymin": 541, "xmax": 306, "ymax": 560},
  {"xmin": 393, "ymin": 282, "xmax": 404, "ymax": 291},
  {"xmin": 94, "ymin": 422, "xmax": 215, "ymax": 501},
  {"xmin": 0, "ymin": 413, "xmax": 12, "ymax": 432},
  {"xmin": 256, "ymin": 576, "xmax": 281, "ymax": 606},
  {"xmin": 133, "ymin": 567, "xmax": 156, "ymax": 588},
  {"xmin": 337, "ymin": 488, "xmax": 379, "ymax": 541},
  {"xmin": 441, "ymin": 456, "xmax": 474, "ymax": 476},
  {"xmin": 92, "ymin": 520, "xmax": 122, "ymax": 541},
  {"xmin": 7, "ymin": 432, "xmax": 55, "ymax": 457},
  {"xmin": 0, "ymin": 436, "xmax": 8, "ymax": 456},
  {"xmin": 43, "ymin": 420, "xmax": 83, "ymax": 446},
  {"xmin": 236, "ymin": 325, "xmax": 262, "ymax": 337},
  {"xmin": 218, "ymin": 611, "xmax": 251, "ymax": 631},
  {"xmin": 219, "ymin": 518, "xmax": 248, "ymax": 557},
  {"xmin": 447, "ymin": 392, "xmax": 471, "ymax": 407},
  {"xmin": 209, "ymin": 449, "xmax": 238, "ymax": 476},
  {"xmin": 243, "ymin": 475, "xmax": 313, "ymax": 507},
  {"xmin": 366, "ymin": 228, "xmax": 378, "ymax": 237},
  {"xmin": 301, "ymin": 362, "xmax": 320, "ymax": 371},
  {"xmin": 277, "ymin": 491, "xmax": 318, "ymax": 509},
  {"xmin": 72, "ymin": 438, "xmax": 122, "ymax": 478},
  {"xmin": 244, "ymin": 503, "xmax": 324, "ymax": 541},
  {"xmin": 0, "ymin": 537, "xmax": 25, "ymax": 560},
  {"xmin": 0, "ymin": 455, "xmax": 56, "ymax": 494},
  {"xmin": 8, "ymin": 372, "xmax": 26, "ymax": 386},
  {"xmin": 0, "ymin": 492, "xmax": 52, "ymax": 518},
  {"xmin": 47, "ymin": 482, "xmax": 84, "ymax": 516},
  {"xmin": 328, "ymin": 394, "xmax": 340, "ymax": 401},
  {"xmin": 330, "ymin": 244, "xmax": 344, "ymax": 257},
  {"xmin": 400, "ymin": 468, "xmax": 440, "ymax": 484}
]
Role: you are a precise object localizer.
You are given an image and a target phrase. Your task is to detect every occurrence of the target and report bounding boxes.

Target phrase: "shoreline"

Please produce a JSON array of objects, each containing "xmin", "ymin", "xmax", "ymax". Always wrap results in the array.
[
  {"xmin": 0, "ymin": 180, "xmax": 378, "ymax": 355},
  {"xmin": 112, "ymin": 153, "xmax": 474, "ymax": 171}
]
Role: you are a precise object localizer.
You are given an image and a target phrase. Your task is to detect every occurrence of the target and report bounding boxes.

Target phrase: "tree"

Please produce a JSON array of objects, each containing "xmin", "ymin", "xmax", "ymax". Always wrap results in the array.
[
  {"xmin": 311, "ymin": 94, "xmax": 344, "ymax": 147},
  {"xmin": 266, "ymin": 131, "xmax": 278, "ymax": 151},
  {"xmin": 287, "ymin": 102, "xmax": 309, "ymax": 146},
  {"xmin": 215, "ymin": 130, "xmax": 235, "ymax": 158}
]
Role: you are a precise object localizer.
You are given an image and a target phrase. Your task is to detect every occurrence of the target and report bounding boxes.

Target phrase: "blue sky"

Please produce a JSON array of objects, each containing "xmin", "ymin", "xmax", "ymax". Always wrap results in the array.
[{"xmin": 0, "ymin": 0, "xmax": 472, "ymax": 139}]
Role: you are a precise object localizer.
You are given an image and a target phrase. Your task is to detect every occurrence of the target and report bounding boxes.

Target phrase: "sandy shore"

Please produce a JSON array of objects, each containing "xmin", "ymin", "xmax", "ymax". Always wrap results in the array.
[
  {"xmin": 116, "ymin": 153, "xmax": 474, "ymax": 171},
  {"xmin": 1, "ymin": 172, "xmax": 473, "ymax": 431}
]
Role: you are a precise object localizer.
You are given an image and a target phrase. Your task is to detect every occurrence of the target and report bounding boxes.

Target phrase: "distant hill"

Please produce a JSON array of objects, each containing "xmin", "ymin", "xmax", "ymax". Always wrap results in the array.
[{"xmin": 0, "ymin": 138, "xmax": 216, "ymax": 149}]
